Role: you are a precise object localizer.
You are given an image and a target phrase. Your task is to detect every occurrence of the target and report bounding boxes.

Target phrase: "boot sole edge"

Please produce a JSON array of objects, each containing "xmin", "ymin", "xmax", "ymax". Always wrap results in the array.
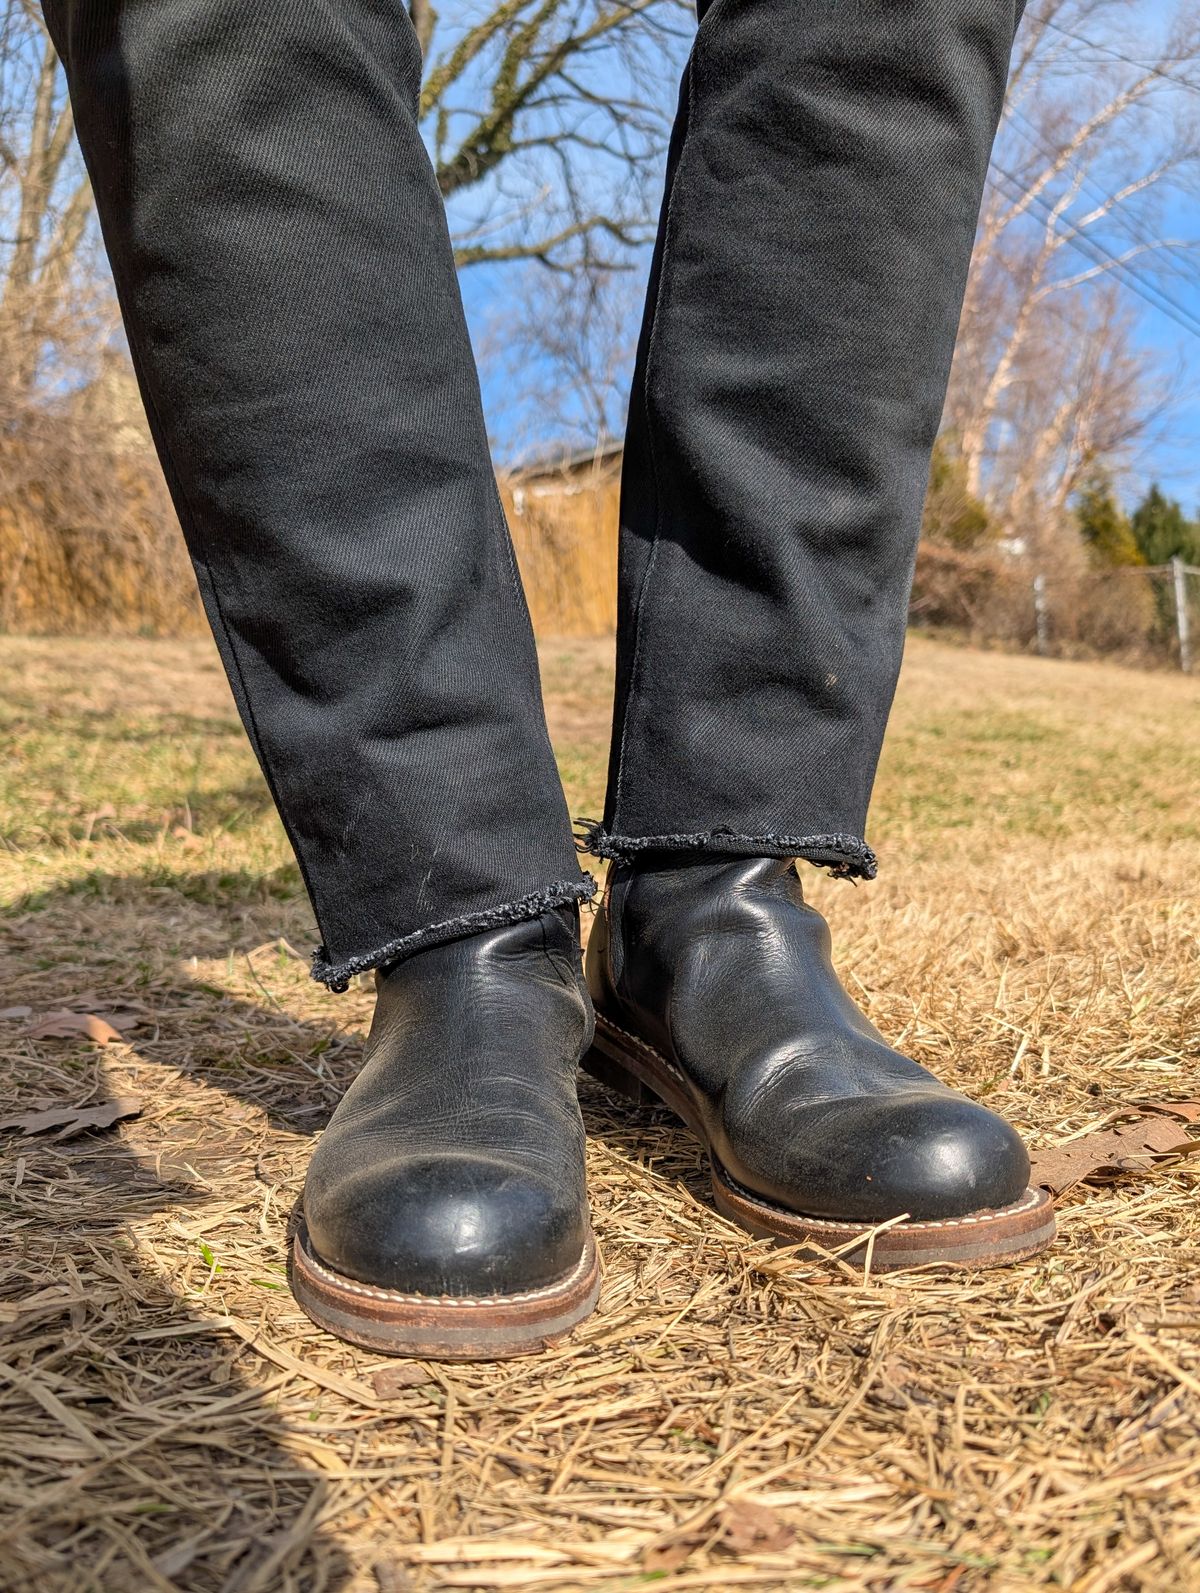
[
  {"xmin": 585, "ymin": 1013, "xmax": 1057, "ymax": 1271},
  {"xmin": 290, "ymin": 1223, "xmax": 601, "ymax": 1359}
]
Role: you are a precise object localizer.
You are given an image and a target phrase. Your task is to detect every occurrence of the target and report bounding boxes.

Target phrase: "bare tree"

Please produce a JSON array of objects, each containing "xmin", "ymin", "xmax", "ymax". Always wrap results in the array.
[
  {"xmin": 0, "ymin": 0, "xmax": 105, "ymax": 417},
  {"xmin": 997, "ymin": 286, "xmax": 1159, "ymax": 565},
  {"xmin": 946, "ymin": 0, "xmax": 1200, "ymax": 542},
  {"xmin": 477, "ymin": 261, "xmax": 640, "ymax": 458},
  {"xmin": 427, "ymin": 0, "xmax": 691, "ymax": 271},
  {"xmin": 0, "ymin": 0, "xmax": 690, "ymax": 410}
]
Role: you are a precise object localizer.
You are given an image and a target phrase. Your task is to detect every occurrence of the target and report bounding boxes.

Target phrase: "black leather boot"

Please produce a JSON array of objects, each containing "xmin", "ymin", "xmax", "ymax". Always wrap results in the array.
[
  {"xmin": 585, "ymin": 858, "xmax": 1055, "ymax": 1269},
  {"xmin": 292, "ymin": 907, "xmax": 600, "ymax": 1358}
]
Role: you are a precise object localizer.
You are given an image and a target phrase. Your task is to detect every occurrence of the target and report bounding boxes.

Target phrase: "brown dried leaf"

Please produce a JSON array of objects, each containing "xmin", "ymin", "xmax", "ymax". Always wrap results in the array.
[
  {"xmin": 1141, "ymin": 1100, "xmax": 1200, "ymax": 1124},
  {"xmin": 0, "ymin": 1096, "xmax": 142, "ymax": 1141},
  {"xmin": 371, "ymin": 1364, "xmax": 434, "ymax": 1397},
  {"xmin": 21, "ymin": 1009, "xmax": 142, "ymax": 1044},
  {"xmin": 0, "ymin": 1005, "xmax": 33, "ymax": 1020},
  {"xmin": 718, "ymin": 1500, "xmax": 795, "ymax": 1554},
  {"xmin": 58, "ymin": 992, "xmax": 152, "ymax": 1014},
  {"xmin": 642, "ymin": 1540, "xmax": 697, "ymax": 1573},
  {"xmin": 1031, "ymin": 1114, "xmax": 1199, "ymax": 1196},
  {"xmin": 101, "ymin": 1008, "xmax": 151, "ymax": 1033}
]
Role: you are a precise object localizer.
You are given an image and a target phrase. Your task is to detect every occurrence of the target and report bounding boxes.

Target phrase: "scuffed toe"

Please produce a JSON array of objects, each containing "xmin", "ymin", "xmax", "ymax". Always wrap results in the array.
[
  {"xmin": 722, "ymin": 1086, "xmax": 1030, "ymax": 1223},
  {"xmin": 304, "ymin": 1149, "xmax": 587, "ymax": 1297}
]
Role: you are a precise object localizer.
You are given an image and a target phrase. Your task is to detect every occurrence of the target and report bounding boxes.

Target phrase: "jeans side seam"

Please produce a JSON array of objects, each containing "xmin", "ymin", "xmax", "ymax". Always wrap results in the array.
[
  {"xmin": 118, "ymin": 333, "xmax": 336, "ymax": 952},
  {"xmin": 609, "ymin": 42, "xmax": 700, "ymax": 824}
]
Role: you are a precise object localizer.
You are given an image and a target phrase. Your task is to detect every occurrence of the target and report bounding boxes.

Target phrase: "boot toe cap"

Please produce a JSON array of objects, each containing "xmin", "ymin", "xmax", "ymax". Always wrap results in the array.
[
  {"xmin": 729, "ymin": 1090, "xmax": 1031, "ymax": 1223},
  {"xmin": 303, "ymin": 1151, "xmax": 587, "ymax": 1298}
]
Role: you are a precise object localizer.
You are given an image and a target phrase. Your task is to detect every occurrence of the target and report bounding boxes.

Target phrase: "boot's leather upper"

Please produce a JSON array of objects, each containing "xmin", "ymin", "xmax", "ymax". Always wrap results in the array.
[
  {"xmin": 588, "ymin": 856, "xmax": 1030, "ymax": 1223},
  {"xmin": 304, "ymin": 906, "xmax": 593, "ymax": 1296}
]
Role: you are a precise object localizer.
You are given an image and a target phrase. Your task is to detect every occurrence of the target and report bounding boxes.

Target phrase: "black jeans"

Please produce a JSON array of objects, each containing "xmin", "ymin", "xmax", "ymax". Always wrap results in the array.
[{"xmin": 45, "ymin": 0, "xmax": 1023, "ymax": 990}]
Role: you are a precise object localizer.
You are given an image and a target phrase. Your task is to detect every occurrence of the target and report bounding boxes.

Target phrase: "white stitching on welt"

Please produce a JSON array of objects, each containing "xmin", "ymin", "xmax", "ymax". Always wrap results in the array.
[
  {"xmin": 297, "ymin": 1231, "xmax": 595, "ymax": 1307},
  {"xmin": 595, "ymin": 1013, "xmax": 693, "ymax": 1094},
  {"xmin": 718, "ymin": 1177, "xmax": 1046, "ymax": 1232}
]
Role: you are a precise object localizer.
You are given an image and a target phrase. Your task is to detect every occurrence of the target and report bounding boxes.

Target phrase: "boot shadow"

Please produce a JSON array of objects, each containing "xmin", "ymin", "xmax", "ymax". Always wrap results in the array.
[
  {"xmin": 0, "ymin": 870, "xmax": 367, "ymax": 1589},
  {"xmin": 577, "ymin": 1069, "xmax": 717, "ymax": 1213}
]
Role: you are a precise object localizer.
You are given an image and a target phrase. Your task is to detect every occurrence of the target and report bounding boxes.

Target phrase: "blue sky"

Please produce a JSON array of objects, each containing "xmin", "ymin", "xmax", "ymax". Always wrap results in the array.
[
  {"xmin": 457, "ymin": 0, "xmax": 1200, "ymax": 516},
  {"xmin": 1131, "ymin": 194, "xmax": 1200, "ymax": 514},
  {"xmin": 1078, "ymin": 0, "xmax": 1200, "ymax": 511}
]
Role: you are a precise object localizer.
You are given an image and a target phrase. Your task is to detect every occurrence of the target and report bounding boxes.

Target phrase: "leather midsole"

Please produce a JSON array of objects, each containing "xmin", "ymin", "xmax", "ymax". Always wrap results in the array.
[{"xmin": 290, "ymin": 1223, "xmax": 602, "ymax": 1357}]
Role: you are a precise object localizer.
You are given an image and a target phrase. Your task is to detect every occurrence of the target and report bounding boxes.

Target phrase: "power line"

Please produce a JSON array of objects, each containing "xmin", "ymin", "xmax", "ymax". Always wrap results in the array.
[
  {"xmin": 991, "ymin": 158, "xmax": 1200, "ymax": 339},
  {"xmin": 1003, "ymin": 103, "xmax": 1200, "ymax": 299},
  {"xmin": 988, "ymin": 159, "xmax": 1200, "ymax": 343},
  {"xmin": 1025, "ymin": 13, "xmax": 1200, "ymax": 99}
]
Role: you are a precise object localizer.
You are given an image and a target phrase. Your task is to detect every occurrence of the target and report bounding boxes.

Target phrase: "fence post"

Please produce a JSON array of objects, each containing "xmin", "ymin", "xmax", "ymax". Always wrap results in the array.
[
  {"xmin": 1172, "ymin": 555, "xmax": 1192, "ymax": 675},
  {"xmin": 1032, "ymin": 573, "xmax": 1049, "ymax": 657}
]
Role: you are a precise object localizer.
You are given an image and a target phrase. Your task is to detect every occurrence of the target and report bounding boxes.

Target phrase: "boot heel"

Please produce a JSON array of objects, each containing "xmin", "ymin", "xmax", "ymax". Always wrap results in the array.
[{"xmin": 582, "ymin": 1035, "xmax": 658, "ymax": 1105}]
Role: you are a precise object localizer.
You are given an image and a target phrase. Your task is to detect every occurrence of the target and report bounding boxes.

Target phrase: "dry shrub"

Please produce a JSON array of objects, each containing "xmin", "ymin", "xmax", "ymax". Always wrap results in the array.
[
  {"xmin": 499, "ymin": 464, "xmax": 619, "ymax": 637},
  {"xmin": 0, "ymin": 367, "xmax": 202, "ymax": 637},
  {"xmin": 910, "ymin": 541, "xmax": 1036, "ymax": 645},
  {"xmin": 0, "ymin": 369, "xmax": 621, "ymax": 640},
  {"xmin": 1, "ymin": 403, "xmax": 1182, "ymax": 669},
  {"xmin": 911, "ymin": 540, "xmax": 1178, "ymax": 666},
  {"xmin": 1039, "ymin": 565, "xmax": 1162, "ymax": 661}
]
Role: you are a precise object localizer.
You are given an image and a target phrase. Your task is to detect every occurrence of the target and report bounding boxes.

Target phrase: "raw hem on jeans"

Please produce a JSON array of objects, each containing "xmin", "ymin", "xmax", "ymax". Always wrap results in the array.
[
  {"xmin": 577, "ymin": 823, "xmax": 877, "ymax": 881},
  {"xmin": 311, "ymin": 876, "xmax": 597, "ymax": 991}
]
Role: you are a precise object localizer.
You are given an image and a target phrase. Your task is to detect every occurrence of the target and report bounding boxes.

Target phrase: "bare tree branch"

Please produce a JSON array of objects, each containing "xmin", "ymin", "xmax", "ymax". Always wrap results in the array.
[
  {"xmin": 409, "ymin": 0, "xmax": 438, "ymax": 57},
  {"xmin": 947, "ymin": 0, "xmax": 1200, "ymax": 534}
]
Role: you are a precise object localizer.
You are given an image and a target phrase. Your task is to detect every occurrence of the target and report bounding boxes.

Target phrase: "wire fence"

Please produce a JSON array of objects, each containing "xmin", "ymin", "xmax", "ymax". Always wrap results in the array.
[{"xmin": 910, "ymin": 546, "xmax": 1200, "ymax": 673}]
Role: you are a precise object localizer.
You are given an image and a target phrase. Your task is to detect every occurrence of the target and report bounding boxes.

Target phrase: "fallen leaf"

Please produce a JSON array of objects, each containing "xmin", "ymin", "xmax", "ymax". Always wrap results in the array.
[
  {"xmin": 371, "ymin": 1364, "xmax": 434, "ymax": 1397},
  {"xmin": 718, "ymin": 1500, "xmax": 795, "ymax": 1554},
  {"xmin": 0, "ymin": 1096, "xmax": 142, "ymax": 1141},
  {"xmin": 1030, "ymin": 1114, "xmax": 1199, "ymax": 1196},
  {"xmin": 1140, "ymin": 1099, "xmax": 1200, "ymax": 1124},
  {"xmin": 0, "ymin": 1006, "xmax": 33, "ymax": 1020},
  {"xmin": 58, "ymin": 992, "xmax": 152, "ymax": 1014},
  {"xmin": 642, "ymin": 1540, "xmax": 697, "ymax": 1573},
  {"xmin": 98, "ymin": 1008, "xmax": 151, "ymax": 1032},
  {"xmin": 20, "ymin": 1009, "xmax": 143, "ymax": 1044},
  {"xmin": 28, "ymin": 1011, "xmax": 122, "ymax": 1043}
]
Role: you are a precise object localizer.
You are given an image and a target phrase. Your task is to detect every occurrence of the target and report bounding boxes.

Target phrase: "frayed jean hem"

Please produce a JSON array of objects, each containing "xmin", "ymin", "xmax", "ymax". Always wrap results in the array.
[{"xmin": 311, "ymin": 876, "xmax": 597, "ymax": 991}]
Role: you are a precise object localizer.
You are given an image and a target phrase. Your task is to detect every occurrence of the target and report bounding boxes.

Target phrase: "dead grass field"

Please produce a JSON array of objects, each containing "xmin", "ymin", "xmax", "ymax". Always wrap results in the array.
[{"xmin": 1, "ymin": 633, "xmax": 1198, "ymax": 1593}]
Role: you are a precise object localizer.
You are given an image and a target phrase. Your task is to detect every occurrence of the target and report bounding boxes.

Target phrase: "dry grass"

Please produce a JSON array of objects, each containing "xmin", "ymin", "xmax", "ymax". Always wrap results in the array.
[
  {"xmin": 1, "ymin": 633, "xmax": 1198, "ymax": 1593},
  {"xmin": 0, "ymin": 450, "xmax": 617, "ymax": 643},
  {"xmin": 499, "ymin": 471, "xmax": 620, "ymax": 640},
  {"xmin": 0, "ymin": 402, "xmax": 203, "ymax": 638}
]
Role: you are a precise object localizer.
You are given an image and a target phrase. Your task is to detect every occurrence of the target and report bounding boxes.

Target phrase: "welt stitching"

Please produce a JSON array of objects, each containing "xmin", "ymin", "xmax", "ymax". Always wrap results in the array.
[
  {"xmin": 299, "ymin": 1231, "xmax": 595, "ymax": 1306},
  {"xmin": 716, "ymin": 1173, "xmax": 1045, "ymax": 1232}
]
